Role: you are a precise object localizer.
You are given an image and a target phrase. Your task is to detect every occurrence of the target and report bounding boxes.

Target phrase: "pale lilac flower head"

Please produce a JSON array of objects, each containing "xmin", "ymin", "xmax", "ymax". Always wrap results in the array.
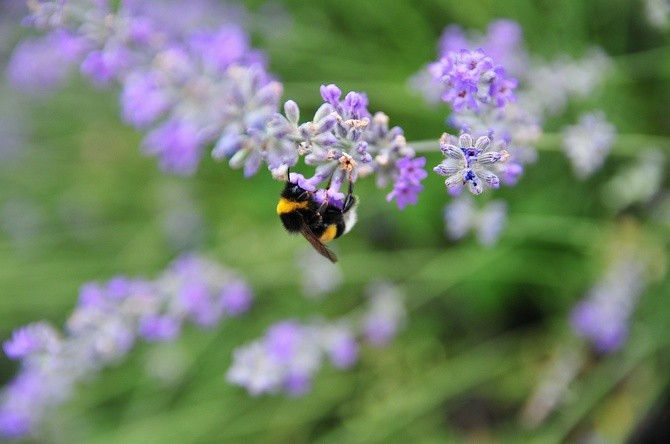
[
  {"xmin": 168, "ymin": 254, "xmax": 253, "ymax": 328},
  {"xmin": 6, "ymin": 30, "xmax": 86, "ymax": 93},
  {"xmin": 120, "ymin": 70, "xmax": 171, "ymax": 127},
  {"xmin": 569, "ymin": 257, "xmax": 645, "ymax": 353},
  {"xmin": 437, "ymin": 20, "xmax": 528, "ymax": 77},
  {"xmin": 319, "ymin": 322, "xmax": 358, "ymax": 369},
  {"xmin": 562, "ymin": 111, "xmax": 617, "ymax": 179},
  {"xmin": 385, "ymin": 156, "xmax": 428, "ymax": 210},
  {"xmin": 428, "ymin": 48, "xmax": 517, "ymax": 112},
  {"xmin": 13, "ymin": 0, "xmax": 281, "ymax": 176},
  {"xmin": 143, "ymin": 120, "xmax": 204, "ymax": 175},
  {"xmin": 363, "ymin": 281, "xmax": 406, "ymax": 346},
  {"xmin": 0, "ymin": 254, "xmax": 253, "ymax": 438},
  {"xmin": 433, "ymin": 130, "xmax": 511, "ymax": 195},
  {"xmin": 602, "ymin": 150, "xmax": 665, "ymax": 211},
  {"xmin": 3, "ymin": 322, "xmax": 61, "ymax": 360},
  {"xmin": 525, "ymin": 49, "xmax": 613, "ymax": 116},
  {"xmin": 270, "ymin": 86, "xmax": 425, "ymax": 209},
  {"xmin": 227, "ymin": 320, "xmax": 321, "ymax": 397},
  {"xmin": 227, "ymin": 318, "xmax": 362, "ymax": 397},
  {"xmin": 220, "ymin": 279, "xmax": 253, "ymax": 316},
  {"xmin": 444, "ymin": 196, "xmax": 508, "ymax": 247}
]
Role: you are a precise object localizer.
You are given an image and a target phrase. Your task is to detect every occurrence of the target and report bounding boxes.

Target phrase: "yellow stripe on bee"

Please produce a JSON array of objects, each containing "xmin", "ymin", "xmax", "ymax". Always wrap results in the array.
[
  {"xmin": 277, "ymin": 198, "xmax": 309, "ymax": 215},
  {"xmin": 318, "ymin": 224, "xmax": 338, "ymax": 243}
]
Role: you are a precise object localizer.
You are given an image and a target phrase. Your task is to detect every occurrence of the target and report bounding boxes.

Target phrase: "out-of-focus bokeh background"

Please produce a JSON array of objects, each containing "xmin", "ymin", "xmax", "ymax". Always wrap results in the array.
[{"xmin": 1, "ymin": 0, "xmax": 669, "ymax": 442}]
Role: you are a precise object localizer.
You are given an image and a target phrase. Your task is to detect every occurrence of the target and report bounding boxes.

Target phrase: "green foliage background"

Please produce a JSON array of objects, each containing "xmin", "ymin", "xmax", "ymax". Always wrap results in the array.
[{"xmin": 1, "ymin": 0, "xmax": 669, "ymax": 442}]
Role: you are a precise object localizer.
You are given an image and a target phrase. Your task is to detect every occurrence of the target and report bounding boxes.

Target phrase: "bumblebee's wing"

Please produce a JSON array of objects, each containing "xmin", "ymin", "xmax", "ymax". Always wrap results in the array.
[{"xmin": 299, "ymin": 225, "xmax": 338, "ymax": 263}]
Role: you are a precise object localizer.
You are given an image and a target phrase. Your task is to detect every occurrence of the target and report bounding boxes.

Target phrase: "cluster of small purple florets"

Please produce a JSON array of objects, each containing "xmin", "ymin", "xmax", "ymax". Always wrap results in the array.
[
  {"xmin": 570, "ymin": 256, "xmax": 645, "ymax": 353},
  {"xmin": 264, "ymin": 84, "xmax": 428, "ymax": 209},
  {"xmin": 0, "ymin": 255, "xmax": 252, "ymax": 439},
  {"xmin": 10, "ymin": 0, "xmax": 279, "ymax": 175},
  {"xmin": 428, "ymin": 48, "xmax": 518, "ymax": 112},
  {"xmin": 12, "ymin": 2, "xmax": 426, "ymax": 209},
  {"xmin": 227, "ymin": 281, "xmax": 405, "ymax": 396},
  {"xmin": 422, "ymin": 22, "xmax": 529, "ymax": 198}
]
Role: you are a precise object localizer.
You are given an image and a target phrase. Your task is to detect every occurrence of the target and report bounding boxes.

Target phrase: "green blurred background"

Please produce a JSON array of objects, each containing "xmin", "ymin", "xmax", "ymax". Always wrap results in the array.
[{"xmin": 1, "ymin": 0, "xmax": 670, "ymax": 442}]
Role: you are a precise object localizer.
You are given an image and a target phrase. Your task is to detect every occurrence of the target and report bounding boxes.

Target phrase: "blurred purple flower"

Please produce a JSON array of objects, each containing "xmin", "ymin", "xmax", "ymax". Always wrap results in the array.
[
  {"xmin": 363, "ymin": 281, "xmax": 406, "ymax": 346},
  {"xmin": 443, "ymin": 196, "xmax": 507, "ymax": 246},
  {"xmin": 12, "ymin": 0, "xmax": 281, "ymax": 176},
  {"xmin": 271, "ymin": 85, "xmax": 424, "ymax": 209},
  {"xmin": 428, "ymin": 48, "xmax": 517, "ymax": 112},
  {"xmin": 6, "ymin": 30, "xmax": 85, "ymax": 93},
  {"xmin": 569, "ymin": 256, "xmax": 645, "ymax": 353},
  {"xmin": 386, "ymin": 156, "xmax": 427, "ymax": 210},
  {"xmin": 3, "ymin": 322, "xmax": 61, "ymax": 360},
  {"xmin": 562, "ymin": 111, "xmax": 617, "ymax": 179},
  {"xmin": 143, "ymin": 120, "xmax": 204, "ymax": 175},
  {"xmin": 220, "ymin": 280, "xmax": 254, "ymax": 316},
  {"xmin": 227, "ymin": 315, "xmax": 371, "ymax": 396},
  {"xmin": 0, "ymin": 254, "xmax": 253, "ymax": 438}
]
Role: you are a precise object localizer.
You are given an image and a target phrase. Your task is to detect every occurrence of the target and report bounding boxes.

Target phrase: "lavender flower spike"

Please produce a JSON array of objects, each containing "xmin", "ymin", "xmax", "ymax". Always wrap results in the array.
[
  {"xmin": 227, "ymin": 319, "xmax": 338, "ymax": 397},
  {"xmin": 562, "ymin": 111, "xmax": 617, "ymax": 179},
  {"xmin": 428, "ymin": 48, "xmax": 517, "ymax": 112},
  {"xmin": 0, "ymin": 254, "xmax": 253, "ymax": 439},
  {"xmin": 433, "ymin": 130, "xmax": 508, "ymax": 195},
  {"xmin": 271, "ymin": 85, "xmax": 426, "ymax": 209},
  {"xmin": 570, "ymin": 256, "xmax": 645, "ymax": 353}
]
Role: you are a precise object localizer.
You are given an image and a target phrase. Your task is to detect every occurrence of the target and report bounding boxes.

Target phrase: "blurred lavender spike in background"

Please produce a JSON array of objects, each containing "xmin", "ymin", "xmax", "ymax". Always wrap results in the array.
[
  {"xmin": 0, "ymin": 254, "xmax": 253, "ymax": 439},
  {"xmin": 562, "ymin": 111, "xmax": 617, "ymax": 179},
  {"xmin": 569, "ymin": 247, "xmax": 646, "ymax": 353}
]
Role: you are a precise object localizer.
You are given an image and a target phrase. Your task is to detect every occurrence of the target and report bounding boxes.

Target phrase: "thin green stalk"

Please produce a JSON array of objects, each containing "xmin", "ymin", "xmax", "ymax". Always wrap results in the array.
[{"xmin": 409, "ymin": 133, "xmax": 670, "ymax": 156}]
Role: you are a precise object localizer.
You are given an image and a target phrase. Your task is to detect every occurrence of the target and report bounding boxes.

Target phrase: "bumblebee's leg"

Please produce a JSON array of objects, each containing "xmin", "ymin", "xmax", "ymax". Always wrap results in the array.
[
  {"xmin": 342, "ymin": 178, "xmax": 355, "ymax": 212},
  {"xmin": 316, "ymin": 199, "xmax": 329, "ymax": 215}
]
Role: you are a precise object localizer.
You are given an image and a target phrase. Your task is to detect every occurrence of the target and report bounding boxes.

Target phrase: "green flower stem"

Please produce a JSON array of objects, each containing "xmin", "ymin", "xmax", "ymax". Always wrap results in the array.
[{"xmin": 410, "ymin": 133, "xmax": 670, "ymax": 156}]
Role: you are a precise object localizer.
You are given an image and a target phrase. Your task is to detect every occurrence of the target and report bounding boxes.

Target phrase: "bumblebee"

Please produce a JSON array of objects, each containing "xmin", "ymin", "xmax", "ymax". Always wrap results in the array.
[{"xmin": 276, "ymin": 178, "xmax": 358, "ymax": 263}]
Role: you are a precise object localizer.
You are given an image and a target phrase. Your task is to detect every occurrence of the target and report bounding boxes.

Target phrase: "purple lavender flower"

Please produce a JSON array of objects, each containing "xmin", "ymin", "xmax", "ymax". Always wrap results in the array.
[
  {"xmin": 138, "ymin": 315, "xmax": 182, "ymax": 342},
  {"xmin": 525, "ymin": 48, "xmax": 612, "ymax": 116},
  {"xmin": 569, "ymin": 256, "xmax": 645, "ymax": 353},
  {"xmin": 169, "ymin": 255, "xmax": 253, "ymax": 328},
  {"xmin": 226, "ymin": 342, "xmax": 285, "ymax": 396},
  {"xmin": 3, "ymin": 322, "xmax": 61, "ymax": 360},
  {"xmin": 481, "ymin": 20, "xmax": 528, "ymax": 77},
  {"xmin": 227, "ymin": 320, "xmax": 323, "ymax": 397},
  {"xmin": 428, "ymin": 48, "xmax": 517, "ymax": 112},
  {"xmin": 449, "ymin": 104, "xmax": 539, "ymax": 184},
  {"xmin": 0, "ymin": 254, "xmax": 253, "ymax": 438},
  {"xmin": 120, "ymin": 70, "xmax": 171, "ymax": 127},
  {"xmin": 226, "ymin": 315, "xmax": 369, "ymax": 397},
  {"xmin": 443, "ymin": 196, "xmax": 508, "ymax": 246},
  {"xmin": 269, "ymin": 85, "xmax": 425, "ymax": 208},
  {"xmin": 143, "ymin": 120, "xmax": 204, "ymax": 175},
  {"xmin": 319, "ymin": 322, "xmax": 358, "ymax": 369},
  {"xmin": 602, "ymin": 150, "xmax": 665, "ymax": 211},
  {"xmin": 14, "ymin": 0, "xmax": 281, "ymax": 176},
  {"xmin": 220, "ymin": 279, "xmax": 254, "ymax": 316},
  {"xmin": 385, "ymin": 156, "xmax": 428, "ymax": 210},
  {"xmin": 362, "ymin": 281, "xmax": 406, "ymax": 346},
  {"xmin": 6, "ymin": 30, "xmax": 85, "ymax": 93},
  {"xmin": 433, "ymin": 130, "xmax": 510, "ymax": 195},
  {"xmin": 436, "ymin": 20, "xmax": 528, "ymax": 78},
  {"xmin": 562, "ymin": 111, "xmax": 617, "ymax": 179}
]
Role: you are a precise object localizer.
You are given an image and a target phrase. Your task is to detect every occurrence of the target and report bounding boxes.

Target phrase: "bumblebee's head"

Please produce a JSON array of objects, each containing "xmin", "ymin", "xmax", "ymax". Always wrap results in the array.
[{"xmin": 280, "ymin": 181, "xmax": 310, "ymax": 201}]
